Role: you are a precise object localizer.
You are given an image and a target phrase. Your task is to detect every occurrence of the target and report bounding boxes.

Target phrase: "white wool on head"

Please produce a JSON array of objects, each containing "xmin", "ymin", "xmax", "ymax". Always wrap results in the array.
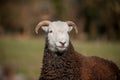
[{"xmin": 41, "ymin": 21, "xmax": 73, "ymax": 52}]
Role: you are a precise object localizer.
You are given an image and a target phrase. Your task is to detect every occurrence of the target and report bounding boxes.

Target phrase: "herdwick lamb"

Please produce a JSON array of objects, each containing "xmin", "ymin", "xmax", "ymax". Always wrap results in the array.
[{"xmin": 35, "ymin": 20, "xmax": 120, "ymax": 80}]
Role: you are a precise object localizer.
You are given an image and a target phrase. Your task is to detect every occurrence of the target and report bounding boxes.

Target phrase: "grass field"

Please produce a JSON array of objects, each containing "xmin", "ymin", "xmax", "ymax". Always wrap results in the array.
[{"xmin": 0, "ymin": 38, "xmax": 120, "ymax": 80}]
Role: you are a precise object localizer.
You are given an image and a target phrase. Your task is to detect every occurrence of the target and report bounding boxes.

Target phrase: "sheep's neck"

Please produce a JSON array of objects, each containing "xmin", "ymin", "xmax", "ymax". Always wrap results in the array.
[{"xmin": 40, "ymin": 40, "xmax": 81, "ymax": 79}]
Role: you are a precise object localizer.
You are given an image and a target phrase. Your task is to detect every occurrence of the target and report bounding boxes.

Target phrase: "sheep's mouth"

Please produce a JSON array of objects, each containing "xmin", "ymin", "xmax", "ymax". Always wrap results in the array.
[
  {"xmin": 56, "ymin": 46, "xmax": 67, "ymax": 51},
  {"xmin": 57, "ymin": 46, "xmax": 66, "ymax": 49}
]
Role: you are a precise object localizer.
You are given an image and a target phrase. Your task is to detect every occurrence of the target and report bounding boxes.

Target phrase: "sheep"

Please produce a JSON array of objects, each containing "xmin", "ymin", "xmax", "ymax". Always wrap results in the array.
[{"xmin": 35, "ymin": 20, "xmax": 120, "ymax": 80}]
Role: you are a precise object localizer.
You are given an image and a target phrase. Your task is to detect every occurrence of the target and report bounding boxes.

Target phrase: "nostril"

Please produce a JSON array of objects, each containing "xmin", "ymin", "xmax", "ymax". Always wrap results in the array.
[{"xmin": 59, "ymin": 41, "xmax": 66, "ymax": 46}]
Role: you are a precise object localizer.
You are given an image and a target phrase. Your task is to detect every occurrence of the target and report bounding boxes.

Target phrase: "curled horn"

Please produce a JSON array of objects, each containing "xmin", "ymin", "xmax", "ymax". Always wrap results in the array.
[
  {"xmin": 66, "ymin": 21, "xmax": 78, "ymax": 34},
  {"xmin": 35, "ymin": 20, "xmax": 51, "ymax": 34}
]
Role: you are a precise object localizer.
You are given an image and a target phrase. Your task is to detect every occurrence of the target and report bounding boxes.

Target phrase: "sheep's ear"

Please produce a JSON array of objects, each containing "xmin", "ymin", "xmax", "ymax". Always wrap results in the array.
[
  {"xmin": 41, "ymin": 26, "xmax": 49, "ymax": 32},
  {"xmin": 68, "ymin": 26, "xmax": 73, "ymax": 32}
]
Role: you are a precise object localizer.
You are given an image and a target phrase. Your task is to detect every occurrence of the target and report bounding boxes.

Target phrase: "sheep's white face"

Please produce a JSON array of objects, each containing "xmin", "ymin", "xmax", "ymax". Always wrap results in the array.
[{"xmin": 42, "ymin": 21, "xmax": 73, "ymax": 52}]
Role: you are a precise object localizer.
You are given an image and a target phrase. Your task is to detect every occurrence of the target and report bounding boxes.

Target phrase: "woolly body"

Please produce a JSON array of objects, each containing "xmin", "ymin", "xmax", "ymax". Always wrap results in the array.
[{"xmin": 39, "ymin": 41, "xmax": 120, "ymax": 80}]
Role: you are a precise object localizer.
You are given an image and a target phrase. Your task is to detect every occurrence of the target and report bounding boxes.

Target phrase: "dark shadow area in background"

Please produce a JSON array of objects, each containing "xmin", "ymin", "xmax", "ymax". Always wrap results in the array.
[{"xmin": 0, "ymin": 0, "xmax": 120, "ymax": 41}]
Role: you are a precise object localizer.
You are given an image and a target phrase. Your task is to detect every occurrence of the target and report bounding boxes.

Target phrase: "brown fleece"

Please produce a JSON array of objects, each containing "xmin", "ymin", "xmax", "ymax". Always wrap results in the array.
[{"xmin": 39, "ymin": 41, "xmax": 120, "ymax": 80}]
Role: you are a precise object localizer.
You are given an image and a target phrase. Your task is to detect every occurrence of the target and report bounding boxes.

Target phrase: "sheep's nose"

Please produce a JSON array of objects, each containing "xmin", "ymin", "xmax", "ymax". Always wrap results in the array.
[{"xmin": 59, "ymin": 41, "xmax": 66, "ymax": 46}]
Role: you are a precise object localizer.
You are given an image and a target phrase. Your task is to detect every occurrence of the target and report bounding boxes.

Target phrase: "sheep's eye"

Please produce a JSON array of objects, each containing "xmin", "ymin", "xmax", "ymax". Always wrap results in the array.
[
  {"xmin": 67, "ymin": 31, "xmax": 70, "ymax": 34},
  {"xmin": 49, "ymin": 30, "xmax": 53, "ymax": 33}
]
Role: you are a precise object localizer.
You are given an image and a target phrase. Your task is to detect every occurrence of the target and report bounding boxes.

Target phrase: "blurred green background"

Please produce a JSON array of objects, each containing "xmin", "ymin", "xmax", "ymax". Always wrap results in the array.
[{"xmin": 0, "ymin": 0, "xmax": 120, "ymax": 80}]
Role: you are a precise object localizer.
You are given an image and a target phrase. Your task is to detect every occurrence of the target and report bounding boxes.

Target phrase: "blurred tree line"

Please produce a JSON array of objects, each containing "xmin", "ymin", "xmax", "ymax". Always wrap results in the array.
[{"xmin": 0, "ymin": 0, "xmax": 120, "ymax": 41}]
